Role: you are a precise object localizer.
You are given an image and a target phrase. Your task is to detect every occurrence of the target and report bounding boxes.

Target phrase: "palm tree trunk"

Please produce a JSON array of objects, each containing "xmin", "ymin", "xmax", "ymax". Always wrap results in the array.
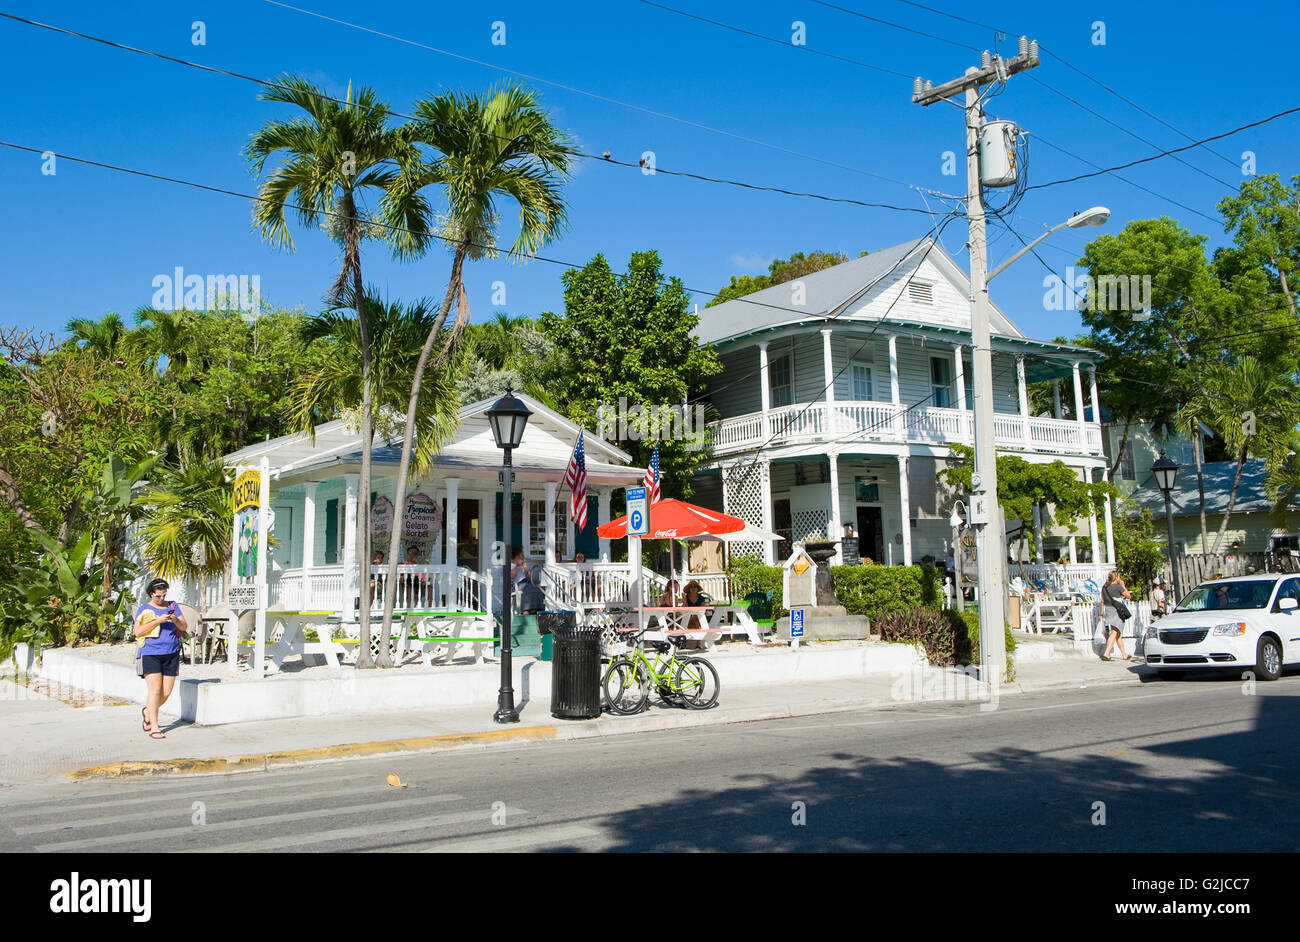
[
  {"xmin": 1191, "ymin": 426, "xmax": 1209, "ymax": 552},
  {"xmin": 381, "ymin": 246, "xmax": 470, "ymax": 648},
  {"xmin": 1211, "ymin": 445, "xmax": 1249, "ymax": 554},
  {"xmin": 342, "ymin": 196, "xmax": 376, "ymax": 670}
]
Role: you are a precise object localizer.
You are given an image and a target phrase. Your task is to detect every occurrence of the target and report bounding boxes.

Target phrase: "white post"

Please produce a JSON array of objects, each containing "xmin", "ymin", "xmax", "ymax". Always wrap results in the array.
[
  {"xmin": 953, "ymin": 343, "xmax": 967, "ymax": 412},
  {"xmin": 253, "ymin": 457, "xmax": 270, "ymax": 679},
  {"xmin": 598, "ymin": 487, "xmax": 612, "ymax": 561},
  {"xmin": 446, "ymin": 478, "xmax": 459, "ymax": 568},
  {"xmin": 889, "ymin": 334, "xmax": 901, "ymax": 436},
  {"xmin": 302, "ymin": 482, "xmax": 318, "ymax": 609},
  {"xmin": 1088, "ymin": 365, "xmax": 1101, "ymax": 452},
  {"xmin": 898, "ymin": 454, "xmax": 913, "ymax": 566},
  {"xmin": 758, "ymin": 341, "xmax": 771, "ymax": 440},
  {"xmin": 828, "ymin": 451, "xmax": 842, "ymax": 565},
  {"xmin": 759, "ymin": 458, "xmax": 775, "ymax": 565},
  {"xmin": 342, "ymin": 473, "xmax": 359, "ymax": 622},
  {"xmin": 545, "ymin": 481, "xmax": 557, "ymax": 566},
  {"xmin": 1101, "ymin": 466, "xmax": 1116, "ymax": 566},
  {"xmin": 1072, "ymin": 362, "xmax": 1086, "ymax": 448},
  {"xmin": 483, "ymin": 489, "xmax": 498, "ymax": 606},
  {"xmin": 1085, "ymin": 467, "xmax": 1100, "ymax": 566},
  {"xmin": 228, "ymin": 471, "xmax": 242, "ymax": 671},
  {"xmin": 821, "ymin": 329, "xmax": 835, "ymax": 403},
  {"xmin": 1032, "ymin": 502, "xmax": 1045, "ymax": 564},
  {"xmin": 1068, "ymin": 535, "xmax": 1078, "ymax": 564},
  {"xmin": 1017, "ymin": 355, "xmax": 1031, "ymax": 447}
]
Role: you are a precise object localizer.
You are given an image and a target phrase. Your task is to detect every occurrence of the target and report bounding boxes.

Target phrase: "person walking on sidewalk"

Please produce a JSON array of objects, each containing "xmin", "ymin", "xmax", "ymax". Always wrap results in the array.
[
  {"xmin": 134, "ymin": 578, "xmax": 188, "ymax": 739},
  {"xmin": 1100, "ymin": 571, "xmax": 1132, "ymax": 661}
]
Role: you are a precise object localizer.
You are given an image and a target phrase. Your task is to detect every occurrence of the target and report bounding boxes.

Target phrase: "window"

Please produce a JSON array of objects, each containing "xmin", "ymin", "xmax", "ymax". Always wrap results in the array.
[
  {"xmin": 1119, "ymin": 440, "xmax": 1135, "ymax": 481},
  {"xmin": 907, "ymin": 281, "xmax": 934, "ymax": 304},
  {"xmin": 930, "ymin": 357, "xmax": 952, "ymax": 408},
  {"xmin": 770, "ymin": 354, "xmax": 792, "ymax": 407},
  {"xmin": 851, "ymin": 363, "xmax": 873, "ymax": 401},
  {"xmin": 1273, "ymin": 578, "xmax": 1300, "ymax": 611},
  {"xmin": 527, "ymin": 498, "xmax": 567, "ymax": 558}
]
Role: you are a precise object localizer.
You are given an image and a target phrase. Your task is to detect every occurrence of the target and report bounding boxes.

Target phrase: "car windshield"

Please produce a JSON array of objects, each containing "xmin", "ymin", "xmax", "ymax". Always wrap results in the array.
[{"xmin": 1175, "ymin": 580, "xmax": 1275, "ymax": 612}]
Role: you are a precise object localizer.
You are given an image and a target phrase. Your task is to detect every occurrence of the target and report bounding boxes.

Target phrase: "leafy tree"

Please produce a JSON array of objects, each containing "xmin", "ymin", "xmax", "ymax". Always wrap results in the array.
[
  {"xmin": 247, "ymin": 75, "xmax": 417, "ymax": 667},
  {"xmin": 707, "ymin": 250, "xmax": 849, "ymax": 307},
  {"xmin": 539, "ymin": 251, "xmax": 723, "ymax": 498},
  {"xmin": 1109, "ymin": 503, "xmax": 1168, "ymax": 599},
  {"xmin": 137, "ymin": 461, "xmax": 232, "ymax": 616},
  {"xmin": 1216, "ymin": 173, "xmax": 1300, "ymax": 320},
  {"xmin": 376, "ymin": 82, "xmax": 577, "ymax": 653}
]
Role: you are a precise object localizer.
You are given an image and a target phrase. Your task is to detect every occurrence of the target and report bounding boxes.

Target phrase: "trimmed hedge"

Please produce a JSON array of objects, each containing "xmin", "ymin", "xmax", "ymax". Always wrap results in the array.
[{"xmin": 830, "ymin": 564, "xmax": 944, "ymax": 620}]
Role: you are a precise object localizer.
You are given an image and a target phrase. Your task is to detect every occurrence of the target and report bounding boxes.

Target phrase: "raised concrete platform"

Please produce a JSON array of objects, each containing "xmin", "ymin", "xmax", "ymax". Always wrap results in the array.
[{"xmin": 14, "ymin": 638, "xmax": 926, "ymax": 727}]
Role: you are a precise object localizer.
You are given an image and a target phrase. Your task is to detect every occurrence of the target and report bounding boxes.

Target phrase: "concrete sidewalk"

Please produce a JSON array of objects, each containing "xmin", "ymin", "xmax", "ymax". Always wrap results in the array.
[{"xmin": 0, "ymin": 640, "xmax": 1151, "ymax": 783}]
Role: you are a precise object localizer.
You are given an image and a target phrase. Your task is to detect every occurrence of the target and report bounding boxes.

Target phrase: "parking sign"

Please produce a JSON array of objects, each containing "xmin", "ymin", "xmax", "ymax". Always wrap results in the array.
[
  {"xmin": 791, "ymin": 607, "xmax": 805, "ymax": 638},
  {"xmin": 627, "ymin": 486, "xmax": 649, "ymax": 536}
]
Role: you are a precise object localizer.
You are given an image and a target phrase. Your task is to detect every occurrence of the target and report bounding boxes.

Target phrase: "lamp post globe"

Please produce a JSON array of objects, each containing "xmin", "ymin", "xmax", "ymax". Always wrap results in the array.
[{"xmin": 489, "ymin": 389, "xmax": 531, "ymax": 724}]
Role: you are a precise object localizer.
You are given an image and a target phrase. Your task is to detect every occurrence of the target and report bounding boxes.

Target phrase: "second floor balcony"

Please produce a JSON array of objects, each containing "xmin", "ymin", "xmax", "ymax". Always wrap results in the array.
[{"xmin": 708, "ymin": 399, "xmax": 1104, "ymax": 457}]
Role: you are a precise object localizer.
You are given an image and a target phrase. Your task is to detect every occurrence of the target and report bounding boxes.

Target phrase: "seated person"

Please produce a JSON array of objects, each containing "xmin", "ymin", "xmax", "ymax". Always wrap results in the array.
[
  {"xmin": 369, "ymin": 550, "xmax": 385, "ymax": 602},
  {"xmin": 402, "ymin": 544, "xmax": 427, "ymax": 607},
  {"xmin": 681, "ymin": 580, "xmax": 712, "ymax": 630},
  {"xmin": 659, "ymin": 579, "xmax": 680, "ymax": 608}
]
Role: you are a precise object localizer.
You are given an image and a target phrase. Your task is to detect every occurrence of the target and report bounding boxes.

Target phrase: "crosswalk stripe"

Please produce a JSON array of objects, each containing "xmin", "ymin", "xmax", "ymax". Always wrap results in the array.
[
  {"xmin": 414, "ymin": 822, "xmax": 602, "ymax": 853},
  {"xmin": 14, "ymin": 781, "xmax": 401, "ymax": 834},
  {"xmin": 179, "ymin": 806, "xmax": 528, "ymax": 853},
  {"xmin": 3, "ymin": 771, "xmax": 378, "ymax": 819},
  {"xmin": 35, "ymin": 792, "xmax": 465, "ymax": 852}
]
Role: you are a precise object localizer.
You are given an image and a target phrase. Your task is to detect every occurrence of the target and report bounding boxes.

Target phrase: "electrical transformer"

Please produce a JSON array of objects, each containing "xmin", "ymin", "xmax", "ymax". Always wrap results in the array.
[{"xmin": 979, "ymin": 120, "xmax": 1020, "ymax": 188}]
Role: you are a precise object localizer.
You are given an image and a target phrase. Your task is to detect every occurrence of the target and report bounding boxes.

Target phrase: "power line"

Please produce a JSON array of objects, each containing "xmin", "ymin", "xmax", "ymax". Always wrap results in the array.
[
  {"xmin": 0, "ymin": 10, "xmax": 936, "ymax": 217},
  {"xmin": 256, "ymin": 0, "xmax": 937, "ymax": 198}
]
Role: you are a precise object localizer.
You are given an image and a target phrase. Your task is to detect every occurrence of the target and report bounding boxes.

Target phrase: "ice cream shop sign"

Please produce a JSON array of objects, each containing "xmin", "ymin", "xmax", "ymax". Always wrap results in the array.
[{"xmin": 403, "ymin": 493, "xmax": 441, "ymax": 541}]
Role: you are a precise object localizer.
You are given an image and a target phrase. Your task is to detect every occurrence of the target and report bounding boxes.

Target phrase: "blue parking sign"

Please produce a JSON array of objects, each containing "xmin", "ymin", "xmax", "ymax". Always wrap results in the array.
[{"xmin": 791, "ymin": 608, "xmax": 805, "ymax": 638}]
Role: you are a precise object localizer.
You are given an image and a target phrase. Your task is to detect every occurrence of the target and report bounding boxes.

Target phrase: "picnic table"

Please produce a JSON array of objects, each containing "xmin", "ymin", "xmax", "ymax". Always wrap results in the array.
[
  {"xmin": 637, "ymin": 603, "xmax": 765, "ymax": 649},
  {"xmin": 263, "ymin": 610, "xmax": 347, "ymax": 672}
]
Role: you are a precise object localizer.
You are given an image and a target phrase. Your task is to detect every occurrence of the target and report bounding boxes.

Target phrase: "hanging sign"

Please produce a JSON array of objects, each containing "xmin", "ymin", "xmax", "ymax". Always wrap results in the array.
[
  {"xmin": 233, "ymin": 469, "xmax": 261, "ymax": 579},
  {"xmin": 403, "ymin": 492, "xmax": 441, "ymax": 540},
  {"xmin": 371, "ymin": 496, "xmax": 394, "ymax": 536}
]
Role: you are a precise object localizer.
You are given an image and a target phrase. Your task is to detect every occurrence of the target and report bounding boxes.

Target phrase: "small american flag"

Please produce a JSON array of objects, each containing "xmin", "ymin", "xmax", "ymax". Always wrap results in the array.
[
  {"xmin": 643, "ymin": 444, "xmax": 661, "ymax": 504},
  {"xmin": 565, "ymin": 432, "xmax": 588, "ymax": 531}
]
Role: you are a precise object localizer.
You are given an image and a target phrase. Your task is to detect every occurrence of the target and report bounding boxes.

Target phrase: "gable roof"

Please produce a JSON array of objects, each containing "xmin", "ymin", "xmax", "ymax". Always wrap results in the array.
[{"xmin": 696, "ymin": 238, "xmax": 1027, "ymax": 347}]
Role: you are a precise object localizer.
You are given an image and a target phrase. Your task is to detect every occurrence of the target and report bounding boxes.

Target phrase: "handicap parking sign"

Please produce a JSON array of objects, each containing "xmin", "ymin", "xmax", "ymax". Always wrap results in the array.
[{"xmin": 791, "ymin": 608, "xmax": 805, "ymax": 638}]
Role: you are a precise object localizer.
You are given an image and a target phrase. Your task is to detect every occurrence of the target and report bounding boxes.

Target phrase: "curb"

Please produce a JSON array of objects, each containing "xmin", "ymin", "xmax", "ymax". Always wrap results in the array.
[{"xmin": 66, "ymin": 725, "xmax": 559, "ymax": 780}]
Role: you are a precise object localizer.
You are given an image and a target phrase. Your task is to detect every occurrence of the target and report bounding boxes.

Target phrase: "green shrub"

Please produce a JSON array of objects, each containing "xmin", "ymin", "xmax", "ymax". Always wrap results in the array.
[
  {"xmin": 950, "ymin": 607, "xmax": 1017, "ymax": 670},
  {"xmin": 724, "ymin": 555, "xmax": 785, "ymax": 619},
  {"xmin": 830, "ymin": 564, "xmax": 943, "ymax": 620},
  {"xmin": 875, "ymin": 606, "xmax": 957, "ymax": 665}
]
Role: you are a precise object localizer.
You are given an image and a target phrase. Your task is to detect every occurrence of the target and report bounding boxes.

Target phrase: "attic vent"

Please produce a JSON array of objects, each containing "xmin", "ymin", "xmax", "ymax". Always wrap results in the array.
[{"xmin": 907, "ymin": 281, "xmax": 934, "ymax": 304}]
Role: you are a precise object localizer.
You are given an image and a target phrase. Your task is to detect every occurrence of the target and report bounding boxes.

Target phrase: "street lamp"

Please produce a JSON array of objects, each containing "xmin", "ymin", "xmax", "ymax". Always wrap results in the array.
[
  {"xmin": 969, "ymin": 205, "xmax": 1111, "ymax": 683},
  {"xmin": 487, "ymin": 388, "xmax": 532, "ymax": 724},
  {"xmin": 1152, "ymin": 452, "xmax": 1182, "ymax": 603}
]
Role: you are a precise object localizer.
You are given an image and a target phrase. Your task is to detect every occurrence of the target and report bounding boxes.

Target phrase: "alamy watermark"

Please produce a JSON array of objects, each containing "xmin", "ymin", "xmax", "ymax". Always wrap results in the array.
[
  {"xmin": 151, "ymin": 267, "xmax": 262, "ymax": 318},
  {"xmin": 890, "ymin": 662, "xmax": 1000, "ymax": 711},
  {"xmin": 597, "ymin": 397, "xmax": 708, "ymax": 449},
  {"xmin": 1042, "ymin": 268, "xmax": 1152, "ymax": 318}
]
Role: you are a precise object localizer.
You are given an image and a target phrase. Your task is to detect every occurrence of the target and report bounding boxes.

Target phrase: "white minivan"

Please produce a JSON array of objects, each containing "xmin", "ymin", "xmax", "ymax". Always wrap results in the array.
[{"xmin": 1145, "ymin": 574, "xmax": 1300, "ymax": 680}]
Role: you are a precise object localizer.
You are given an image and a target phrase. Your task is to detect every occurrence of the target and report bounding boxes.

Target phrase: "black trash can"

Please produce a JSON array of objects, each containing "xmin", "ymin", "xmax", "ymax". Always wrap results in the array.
[{"xmin": 539, "ymin": 610, "xmax": 603, "ymax": 720}]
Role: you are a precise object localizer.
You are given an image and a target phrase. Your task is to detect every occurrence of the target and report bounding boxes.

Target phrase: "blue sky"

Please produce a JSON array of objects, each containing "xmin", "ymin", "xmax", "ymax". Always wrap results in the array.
[{"xmin": 3, "ymin": 0, "xmax": 1296, "ymax": 343}]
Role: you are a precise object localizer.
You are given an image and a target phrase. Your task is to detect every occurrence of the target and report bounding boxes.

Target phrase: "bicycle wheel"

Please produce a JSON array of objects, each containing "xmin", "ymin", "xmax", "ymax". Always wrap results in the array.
[
  {"xmin": 674, "ymin": 656, "xmax": 720, "ymax": 710},
  {"xmin": 602, "ymin": 656, "xmax": 649, "ymax": 715}
]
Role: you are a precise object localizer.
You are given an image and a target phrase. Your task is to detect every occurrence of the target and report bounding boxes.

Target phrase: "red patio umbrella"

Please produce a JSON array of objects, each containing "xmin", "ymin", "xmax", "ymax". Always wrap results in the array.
[{"xmin": 596, "ymin": 498, "xmax": 746, "ymax": 540}]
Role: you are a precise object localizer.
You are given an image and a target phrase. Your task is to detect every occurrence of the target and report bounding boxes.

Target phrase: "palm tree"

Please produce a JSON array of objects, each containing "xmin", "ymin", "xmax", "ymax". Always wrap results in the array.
[
  {"xmin": 373, "ymin": 83, "xmax": 577, "ymax": 653},
  {"xmin": 1177, "ymin": 356, "xmax": 1299, "ymax": 553},
  {"xmin": 65, "ymin": 313, "xmax": 127, "ymax": 360},
  {"xmin": 137, "ymin": 462, "xmax": 232, "ymax": 615},
  {"xmin": 246, "ymin": 75, "xmax": 420, "ymax": 668},
  {"xmin": 128, "ymin": 307, "xmax": 197, "ymax": 377}
]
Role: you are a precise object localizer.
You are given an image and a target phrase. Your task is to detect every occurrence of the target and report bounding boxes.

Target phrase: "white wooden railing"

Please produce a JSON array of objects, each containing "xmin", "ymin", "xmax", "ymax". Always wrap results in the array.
[
  {"xmin": 540, "ymin": 563, "xmax": 637, "ymax": 608},
  {"xmin": 266, "ymin": 564, "xmax": 490, "ymax": 615},
  {"xmin": 709, "ymin": 401, "xmax": 1104, "ymax": 457}
]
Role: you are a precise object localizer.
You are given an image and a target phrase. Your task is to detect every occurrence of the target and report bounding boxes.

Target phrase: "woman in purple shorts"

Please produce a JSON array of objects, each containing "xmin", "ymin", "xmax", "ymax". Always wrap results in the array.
[{"xmin": 134, "ymin": 578, "xmax": 188, "ymax": 739}]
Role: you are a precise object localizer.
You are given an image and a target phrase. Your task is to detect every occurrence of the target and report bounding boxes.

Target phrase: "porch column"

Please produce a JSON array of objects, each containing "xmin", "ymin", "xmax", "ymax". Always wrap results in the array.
[
  {"xmin": 446, "ymin": 478, "xmax": 459, "ymax": 568},
  {"xmin": 1088, "ymin": 365, "xmax": 1101, "ymax": 452},
  {"xmin": 342, "ymin": 473, "xmax": 359, "ymax": 618},
  {"xmin": 598, "ymin": 487, "xmax": 612, "ymax": 561},
  {"xmin": 889, "ymin": 334, "xmax": 901, "ymax": 437},
  {"xmin": 302, "ymin": 482, "xmax": 318, "ymax": 609},
  {"xmin": 821, "ymin": 329, "xmax": 835, "ymax": 403},
  {"xmin": 1068, "ymin": 535, "xmax": 1078, "ymax": 564},
  {"xmin": 760, "ymin": 458, "xmax": 776, "ymax": 565},
  {"xmin": 1017, "ymin": 355, "xmax": 1031, "ymax": 447},
  {"xmin": 1101, "ymin": 466, "xmax": 1116, "ymax": 566},
  {"xmin": 1085, "ymin": 467, "xmax": 1099, "ymax": 566},
  {"xmin": 1053, "ymin": 379, "xmax": 1062, "ymax": 419},
  {"xmin": 953, "ymin": 344, "xmax": 966, "ymax": 412},
  {"xmin": 897, "ymin": 454, "xmax": 913, "ymax": 566},
  {"xmin": 828, "ymin": 451, "xmax": 843, "ymax": 564},
  {"xmin": 1032, "ymin": 502, "xmax": 1045, "ymax": 564},
  {"xmin": 758, "ymin": 341, "xmax": 771, "ymax": 440},
  {"xmin": 545, "ymin": 481, "xmax": 557, "ymax": 566},
  {"xmin": 483, "ymin": 489, "xmax": 498, "ymax": 603},
  {"xmin": 1071, "ymin": 362, "xmax": 1086, "ymax": 447}
]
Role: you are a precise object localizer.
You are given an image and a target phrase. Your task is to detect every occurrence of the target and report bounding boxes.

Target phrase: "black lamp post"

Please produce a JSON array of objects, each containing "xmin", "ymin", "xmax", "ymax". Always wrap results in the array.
[
  {"xmin": 487, "ymin": 388, "xmax": 531, "ymax": 724},
  {"xmin": 1152, "ymin": 452, "xmax": 1182, "ymax": 602}
]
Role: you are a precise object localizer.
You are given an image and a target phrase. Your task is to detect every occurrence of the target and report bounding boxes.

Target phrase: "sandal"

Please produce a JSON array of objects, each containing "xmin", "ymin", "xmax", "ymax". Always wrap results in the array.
[
  {"xmin": 141, "ymin": 708, "xmax": 149, "ymax": 732},
  {"xmin": 1100, "ymin": 655, "xmax": 1112, "ymax": 661},
  {"xmin": 148, "ymin": 730, "xmax": 166, "ymax": 739}
]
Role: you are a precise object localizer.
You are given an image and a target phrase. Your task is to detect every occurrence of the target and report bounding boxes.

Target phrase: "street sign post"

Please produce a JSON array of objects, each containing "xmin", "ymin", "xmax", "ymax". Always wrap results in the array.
[
  {"xmin": 626, "ymin": 486, "xmax": 648, "ymax": 536},
  {"xmin": 791, "ymin": 607, "xmax": 805, "ymax": 649}
]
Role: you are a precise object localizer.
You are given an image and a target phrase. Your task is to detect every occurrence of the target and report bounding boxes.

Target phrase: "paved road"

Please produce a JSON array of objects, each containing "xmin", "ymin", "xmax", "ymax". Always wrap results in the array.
[{"xmin": 2, "ymin": 673, "xmax": 1297, "ymax": 852}]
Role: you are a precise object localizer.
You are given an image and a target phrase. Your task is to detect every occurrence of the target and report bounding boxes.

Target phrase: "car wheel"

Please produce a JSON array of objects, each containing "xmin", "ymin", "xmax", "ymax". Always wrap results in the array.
[{"xmin": 1255, "ymin": 636, "xmax": 1283, "ymax": 682}]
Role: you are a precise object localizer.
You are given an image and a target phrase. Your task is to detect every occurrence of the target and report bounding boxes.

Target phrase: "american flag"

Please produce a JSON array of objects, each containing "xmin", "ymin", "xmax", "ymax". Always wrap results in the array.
[
  {"xmin": 643, "ymin": 444, "xmax": 661, "ymax": 504},
  {"xmin": 565, "ymin": 431, "xmax": 588, "ymax": 531}
]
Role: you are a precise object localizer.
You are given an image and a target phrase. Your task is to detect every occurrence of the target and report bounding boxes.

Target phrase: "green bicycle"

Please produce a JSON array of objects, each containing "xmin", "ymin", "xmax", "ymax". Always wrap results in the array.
[{"xmin": 602, "ymin": 627, "xmax": 720, "ymax": 714}]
